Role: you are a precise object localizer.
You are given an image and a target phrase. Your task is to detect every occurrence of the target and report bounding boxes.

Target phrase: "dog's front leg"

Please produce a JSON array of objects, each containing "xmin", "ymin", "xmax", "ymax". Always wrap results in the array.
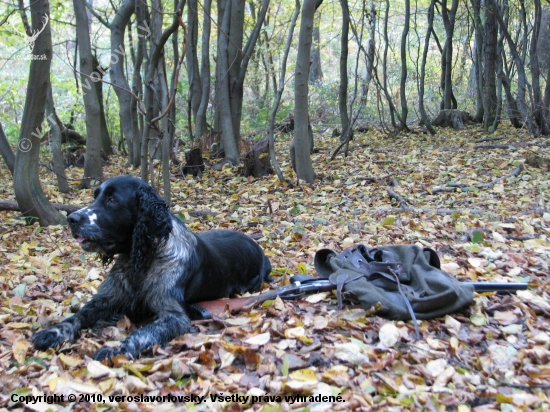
[
  {"xmin": 33, "ymin": 275, "xmax": 126, "ymax": 350},
  {"xmin": 93, "ymin": 305, "xmax": 195, "ymax": 361}
]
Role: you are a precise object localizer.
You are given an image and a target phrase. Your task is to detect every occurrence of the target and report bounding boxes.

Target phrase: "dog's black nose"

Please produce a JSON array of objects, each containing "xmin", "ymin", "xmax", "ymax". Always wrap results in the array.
[{"xmin": 67, "ymin": 213, "xmax": 81, "ymax": 224}]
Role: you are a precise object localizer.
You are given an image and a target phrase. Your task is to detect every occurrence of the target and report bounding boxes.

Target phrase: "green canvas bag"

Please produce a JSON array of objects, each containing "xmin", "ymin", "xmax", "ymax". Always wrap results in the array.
[{"xmin": 314, "ymin": 244, "xmax": 474, "ymax": 335}]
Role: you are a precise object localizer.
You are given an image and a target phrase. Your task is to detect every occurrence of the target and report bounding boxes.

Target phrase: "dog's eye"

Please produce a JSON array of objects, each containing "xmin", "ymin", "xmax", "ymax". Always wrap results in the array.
[{"xmin": 107, "ymin": 197, "xmax": 118, "ymax": 206}]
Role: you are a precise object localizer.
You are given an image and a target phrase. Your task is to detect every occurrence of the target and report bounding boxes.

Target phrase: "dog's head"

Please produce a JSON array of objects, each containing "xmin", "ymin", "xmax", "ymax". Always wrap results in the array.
[{"xmin": 68, "ymin": 176, "xmax": 172, "ymax": 270}]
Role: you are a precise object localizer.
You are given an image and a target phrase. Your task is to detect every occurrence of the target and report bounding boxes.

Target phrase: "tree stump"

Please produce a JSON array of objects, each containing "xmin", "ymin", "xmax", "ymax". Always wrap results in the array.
[
  {"xmin": 432, "ymin": 110, "xmax": 474, "ymax": 130},
  {"xmin": 182, "ymin": 148, "xmax": 205, "ymax": 177},
  {"xmin": 241, "ymin": 136, "xmax": 272, "ymax": 178}
]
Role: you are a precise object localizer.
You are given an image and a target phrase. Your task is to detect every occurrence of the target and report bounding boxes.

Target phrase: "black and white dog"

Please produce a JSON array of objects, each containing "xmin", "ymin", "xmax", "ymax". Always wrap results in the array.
[{"xmin": 32, "ymin": 176, "xmax": 272, "ymax": 361}]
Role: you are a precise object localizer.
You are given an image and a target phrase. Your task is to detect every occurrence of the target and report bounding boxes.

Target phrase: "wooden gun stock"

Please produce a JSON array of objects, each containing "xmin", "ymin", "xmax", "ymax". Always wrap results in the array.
[
  {"xmin": 191, "ymin": 280, "xmax": 530, "ymax": 320},
  {"xmin": 192, "ymin": 296, "xmax": 258, "ymax": 319}
]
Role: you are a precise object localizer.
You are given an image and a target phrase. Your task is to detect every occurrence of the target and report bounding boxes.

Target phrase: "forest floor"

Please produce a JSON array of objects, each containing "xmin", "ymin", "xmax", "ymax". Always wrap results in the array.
[{"xmin": 1, "ymin": 125, "xmax": 550, "ymax": 411}]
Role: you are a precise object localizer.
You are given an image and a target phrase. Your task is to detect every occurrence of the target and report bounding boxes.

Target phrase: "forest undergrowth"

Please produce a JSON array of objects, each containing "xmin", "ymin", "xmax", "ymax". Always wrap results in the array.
[{"xmin": 1, "ymin": 125, "xmax": 550, "ymax": 411}]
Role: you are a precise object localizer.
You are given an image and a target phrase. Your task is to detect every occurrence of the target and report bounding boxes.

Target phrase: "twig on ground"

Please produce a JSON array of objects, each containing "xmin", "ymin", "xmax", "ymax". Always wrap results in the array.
[
  {"xmin": 473, "ymin": 144, "xmax": 514, "ymax": 149},
  {"xmin": 366, "ymin": 207, "xmax": 481, "ymax": 215},
  {"xmin": 357, "ymin": 173, "xmax": 394, "ymax": 183},
  {"xmin": 387, "ymin": 188, "xmax": 411, "ymax": 209},
  {"xmin": 474, "ymin": 137, "xmax": 505, "ymax": 143},
  {"xmin": 421, "ymin": 164, "xmax": 523, "ymax": 195}
]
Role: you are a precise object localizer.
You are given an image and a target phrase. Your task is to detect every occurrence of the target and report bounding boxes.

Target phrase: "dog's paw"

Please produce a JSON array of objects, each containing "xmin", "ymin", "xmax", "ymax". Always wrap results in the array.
[
  {"xmin": 94, "ymin": 345, "xmax": 137, "ymax": 362},
  {"xmin": 93, "ymin": 346, "xmax": 122, "ymax": 362},
  {"xmin": 32, "ymin": 324, "xmax": 74, "ymax": 350}
]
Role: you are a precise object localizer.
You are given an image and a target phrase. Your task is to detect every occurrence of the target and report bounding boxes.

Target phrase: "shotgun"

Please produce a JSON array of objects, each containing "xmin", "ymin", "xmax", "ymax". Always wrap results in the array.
[{"xmin": 189, "ymin": 278, "xmax": 529, "ymax": 320}]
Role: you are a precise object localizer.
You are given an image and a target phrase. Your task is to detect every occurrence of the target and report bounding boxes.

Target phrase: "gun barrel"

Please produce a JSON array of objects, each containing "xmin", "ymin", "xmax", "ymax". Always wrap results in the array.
[{"xmin": 466, "ymin": 282, "xmax": 529, "ymax": 294}]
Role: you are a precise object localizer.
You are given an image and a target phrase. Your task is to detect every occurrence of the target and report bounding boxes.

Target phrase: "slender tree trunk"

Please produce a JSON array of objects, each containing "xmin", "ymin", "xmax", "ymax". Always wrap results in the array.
[
  {"xmin": 309, "ymin": 20, "xmax": 323, "ymax": 83},
  {"xmin": 363, "ymin": 0, "xmax": 375, "ymax": 101},
  {"xmin": 110, "ymin": 0, "xmax": 136, "ymax": 165},
  {"xmin": 0, "ymin": 121, "xmax": 15, "ymax": 175},
  {"xmin": 470, "ymin": 0, "xmax": 484, "ymax": 122},
  {"xmin": 140, "ymin": 0, "xmax": 185, "ymax": 182},
  {"xmin": 489, "ymin": 0, "xmax": 530, "ymax": 131},
  {"xmin": 530, "ymin": 0, "xmax": 549, "ymax": 134},
  {"xmin": 492, "ymin": 31, "xmax": 505, "ymax": 132},
  {"xmin": 46, "ymin": 84, "xmax": 70, "ymax": 193},
  {"xmin": 168, "ymin": 0, "xmax": 179, "ymax": 162},
  {"xmin": 74, "ymin": 0, "xmax": 102, "ymax": 188},
  {"xmin": 195, "ymin": 0, "xmax": 211, "ymax": 140},
  {"xmin": 338, "ymin": 0, "xmax": 350, "ymax": 142},
  {"xmin": 399, "ymin": 0, "xmax": 410, "ymax": 129},
  {"xmin": 132, "ymin": 0, "xmax": 148, "ymax": 167},
  {"xmin": 268, "ymin": 0, "xmax": 300, "ymax": 184},
  {"xmin": 216, "ymin": 0, "xmax": 270, "ymax": 165},
  {"xmin": 92, "ymin": 54, "xmax": 113, "ymax": 155},
  {"xmin": 483, "ymin": 0, "xmax": 498, "ymax": 131},
  {"xmin": 440, "ymin": 0, "xmax": 458, "ymax": 110},
  {"xmin": 14, "ymin": 0, "xmax": 65, "ymax": 226},
  {"xmin": 217, "ymin": 0, "xmax": 239, "ymax": 164},
  {"xmin": 230, "ymin": 0, "xmax": 270, "ymax": 142},
  {"xmin": 291, "ymin": 0, "xmax": 318, "ymax": 183},
  {"xmin": 419, "ymin": 0, "xmax": 436, "ymax": 134},
  {"xmin": 382, "ymin": 0, "xmax": 396, "ymax": 127},
  {"xmin": 187, "ymin": 0, "xmax": 203, "ymax": 127}
]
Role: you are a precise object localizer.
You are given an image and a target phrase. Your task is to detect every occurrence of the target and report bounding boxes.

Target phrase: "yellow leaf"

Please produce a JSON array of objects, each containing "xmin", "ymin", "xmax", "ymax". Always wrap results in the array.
[
  {"xmin": 98, "ymin": 377, "xmax": 115, "ymax": 392},
  {"xmin": 28, "ymin": 256, "xmax": 50, "ymax": 272},
  {"xmin": 289, "ymin": 368, "xmax": 318, "ymax": 383},
  {"xmin": 12, "ymin": 340, "xmax": 30, "ymax": 364},
  {"xmin": 20, "ymin": 242, "xmax": 30, "ymax": 256},
  {"xmin": 297, "ymin": 262, "xmax": 308, "ymax": 274},
  {"xmin": 380, "ymin": 216, "xmax": 395, "ymax": 227},
  {"xmin": 59, "ymin": 353, "xmax": 84, "ymax": 368}
]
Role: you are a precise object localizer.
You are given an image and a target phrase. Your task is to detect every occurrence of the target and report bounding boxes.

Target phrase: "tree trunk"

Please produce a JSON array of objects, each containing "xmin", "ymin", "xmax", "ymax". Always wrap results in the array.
[
  {"xmin": 195, "ymin": 0, "xmax": 211, "ymax": 140},
  {"xmin": 0, "ymin": 121, "xmax": 15, "ymax": 175},
  {"xmin": 530, "ymin": 0, "xmax": 549, "ymax": 135},
  {"xmin": 492, "ymin": 30, "xmax": 505, "ymax": 132},
  {"xmin": 74, "ymin": 0, "xmax": 102, "ymax": 187},
  {"xmin": 382, "ymin": 0, "xmax": 396, "ymax": 127},
  {"xmin": 418, "ymin": 0, "xmax": 436, "ymax": 135},
  {"xmin": 470, "ymin": 0, "xmax": 484, "ymax": 122},
  {"xmin": 131, "ymin": 0, "xmax": 148, "ymax": 167},
  {"xmin": 489, "ymin": 0, "xmax": 530, "ymax": 132},
  {"xmin": 440, "ymin": 0, "xmax": 458, "ymax": 110},
  {"xmin": 140, "ymin": 0, "xmax": 185, "ymax": 182},
  {"xmin": 268, "ymin": 0, "xmax": 300, "ymax": 184},
  {"xmin": 110, "ymin": 0, "xmax": 137, "ymax": 165},
  {"xmin": 168, "ymin": 0, "xmax": 179, "ymax": 164},
  {"xmin": 338, "ymin": 0, "xmax": 350, "ymax": 142},
  {"xmin": 217, "ymin": 0, "xmax": 239, "ymax": 164},
  {"xmin": 308, "ymin": 21, "xmax": 323, "ymax": 83},
  {"xmin": 215, "ymin": 0, "xmax": 270, "ymax": 166},
  {"xmin": 291, "ymin": 0, "xmax": 318, "ymax": 183},
  {"xmin": 482, "ymin": 0, "xmax": 498, "ymax": 131},
  {"xmin": 14, "ymin": 0, "xmax": 66, "ymax": 226},
  {"xmin": 92, "ymin": 54, "xmax": 113, "ymax": 155},
  {"xmin": 399, "ymin": 0, "xmax": 410, "ymax": 129},
  {"xmin": 187, "ymin": 0, "xmax": 203, "ymax": 131},
  {"xmin": 45, "ymin": 84, "xmax": 70, "ymax": 193},
  {"xmin": 230, "ymin": 0, "xmax": 270, "ymax": 145}
]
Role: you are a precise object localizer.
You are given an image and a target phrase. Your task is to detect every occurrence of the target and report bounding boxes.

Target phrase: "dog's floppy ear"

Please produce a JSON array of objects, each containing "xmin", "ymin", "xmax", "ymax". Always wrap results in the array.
[{"xmin": 131, "ymin": 185, "xmax": 173, "ymax": 273}]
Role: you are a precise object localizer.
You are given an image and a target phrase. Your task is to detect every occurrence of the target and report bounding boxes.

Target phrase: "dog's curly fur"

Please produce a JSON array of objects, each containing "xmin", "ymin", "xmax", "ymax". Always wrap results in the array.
[{"xmin": 32, "ymin": 176, "xmax": 272, "ymax": 361}]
